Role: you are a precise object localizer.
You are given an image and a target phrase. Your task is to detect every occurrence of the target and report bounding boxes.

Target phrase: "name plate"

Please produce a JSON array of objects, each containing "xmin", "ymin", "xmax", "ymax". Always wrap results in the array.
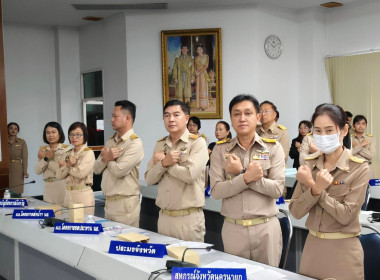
[
  {"xmin": 108, "ymin": 240, "xmax": 167, "ymax": 258},
  {"xmin": 172, "ymin": 267, "xmax": 247, "ymax": 280},
  {"xmin": 172, "ymin": 268, "xmax": 247, "ymax": 280},
  {"xmin": 0, "ymin": 199, "xmax": 28, "ymax": 208},
  {"xmin": 369, "ymin": 179, "xmax": 380, "ymax": 186},
  {"xmin": 54, "ymin": 223, "xmax": 104, "ymax": 234},
  {"xmin": 12, "ymin": 209, "xmax": 53, "ymax": 219}
]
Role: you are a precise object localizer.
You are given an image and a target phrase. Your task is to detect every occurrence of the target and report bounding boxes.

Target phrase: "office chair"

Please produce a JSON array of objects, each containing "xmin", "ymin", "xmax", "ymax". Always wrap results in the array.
[
  {"xmin": 361, "ymin": 184, "xmax": 371, "ymax": 211},
  {"xmin": 278, "ymin": 209, "xmax": 293, "ymax": 269},
  {"xmin": 359, "ymin": 224, "xmax": 380, "ymax": 280}
]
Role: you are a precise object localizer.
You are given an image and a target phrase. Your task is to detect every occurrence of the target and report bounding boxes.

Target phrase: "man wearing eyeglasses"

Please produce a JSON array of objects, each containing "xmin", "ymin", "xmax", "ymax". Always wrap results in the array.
[
  {"xmin": 94, "ymin": 100, "xmax": 144, "ymax": 227},
  {"xmin": 256, "ymin": 101, "xmax": 290, "ymax": 162}
]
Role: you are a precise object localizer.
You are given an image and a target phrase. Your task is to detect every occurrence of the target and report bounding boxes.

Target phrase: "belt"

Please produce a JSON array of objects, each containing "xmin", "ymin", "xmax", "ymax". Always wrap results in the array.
[
  {"xmin": 161, "ymin": 207, "xmax": 202, "ymax": 217},
  {"xmin": 44, "ymin": 177, "xmax": 60, "ymax": 183},
  {"xmin": 309, "ymin": 230, "xmax": 360, "ymax": 239},
  {"xmin": 105, "ymin": 195, "xmax": 136, "ymax": 202},
  {"xmin": 225, "ymin": 216, "xmax": 270, "ymax": 227},
  {"xmin": 66, "ymin": 185, "xmax": 91, "ymax": 191},
  {"xmin": 10, "ymin": 160, "xmax": 21, "ymax": 163}
]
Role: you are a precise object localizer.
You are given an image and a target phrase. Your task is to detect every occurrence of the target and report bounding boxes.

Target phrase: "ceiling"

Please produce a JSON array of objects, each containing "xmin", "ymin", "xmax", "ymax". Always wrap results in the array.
[{"xmin": 3, "ymin": 0, "xmax": 363, "ymax": 28}]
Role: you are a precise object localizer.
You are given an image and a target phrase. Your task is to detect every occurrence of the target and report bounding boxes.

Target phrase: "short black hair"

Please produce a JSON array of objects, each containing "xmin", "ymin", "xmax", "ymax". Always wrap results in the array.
[
  {"xmin": 43, "ymin": 122, "xmax": 65, "ymax": 144},
  {"xmin": 353, "ymin": 115, "xmax": 367, "ymax": 125},
  {"xmin": 163, "ymin": 99, "xmax": 190, "ymax": 116},
  {"xmin": 260, "ymin": 100, "xmax": 278, "ymax": 113},
  {"xmin": 312, "ymin": 103, "xmax": 347, "ymax": 130},
  {"xmin": 68, "ymin": 122, "xmax": 88, "ymax": 145},
  {"xmin": 115, "ymin": 100, "xmax": 136, "ymax": 123},
  {"xmin": 181, "ymin": 44, "xmax": 188, "ymax": 49},
  {"xmin": 188, "ymin": 116, "xmax": 201, "ymax": 130},
  {"xmin": 7, "ymin": 122, "xmax": 20, "ymax": 132},
  {"xmin": 345, "ymin": 111, "xmax": 353, "ymax": 118},
  {"xmin": 229, "ymin": 94, "xmax": 260, "ymax": 115}
]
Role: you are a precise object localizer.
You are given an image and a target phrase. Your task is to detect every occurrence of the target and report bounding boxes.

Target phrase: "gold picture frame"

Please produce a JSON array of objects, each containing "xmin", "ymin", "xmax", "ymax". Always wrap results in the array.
[{"xmin": 161, "ymin": 28, "xmax": 222, "ymax": 119}]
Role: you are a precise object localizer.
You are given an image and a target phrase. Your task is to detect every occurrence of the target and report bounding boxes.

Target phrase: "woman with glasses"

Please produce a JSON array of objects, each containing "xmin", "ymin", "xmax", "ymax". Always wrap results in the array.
[
  {"xmin": 256, "ymin": 101, "xmax": 290, "ymax": 162},
  {"xmin": 290, "ymin": 104, "xmax": 368, "ymax": 280},
  {"xmin": 35, "ymin": 122, "xmax": 69, "ymax": 204},
  {"xmin": 289, "ymin": 121, "xmax": 312, "ymax": 169},
  {"xmin": 57, "ymin": 122, "xmax": 95, "ymax": 215}
]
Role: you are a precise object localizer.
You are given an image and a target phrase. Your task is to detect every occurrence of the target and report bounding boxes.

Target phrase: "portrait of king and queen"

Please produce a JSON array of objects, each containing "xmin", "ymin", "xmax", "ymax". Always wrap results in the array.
[{"xmin": 167, "ymin": 35, "xmax": 217, "ymax": 114}]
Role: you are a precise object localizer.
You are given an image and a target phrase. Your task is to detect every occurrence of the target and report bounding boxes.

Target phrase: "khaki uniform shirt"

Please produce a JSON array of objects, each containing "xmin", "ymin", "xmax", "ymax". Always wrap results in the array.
[
  {"xmin": 289, "ymin": 148, "xmax": 369, "ymax": 234},
  {"xmin": 144, "ymin": 129, "xmax": 208, "ymax": 210},
  {"xmin": 209, "ymin": 133, "xmax": 285, "ymax": 219},
  {"xmin": 34, "ymin": 144, "xmax": 70, "ymax": 179},
  {"xmin": 93, "ymin": 129, "xmax": 144, "ymax": 197},
  {"xmin": 56, "ymin": 145, "xmax": 95, "ymax": 186},
  {"xmin": 8, "ymin": 137, "xmax": 28, "ymax": 191},
  {"xmin": 256, "ymin": 122, "xmax": 289, "ymax": 162},
  {"xmin": 351, "ymin": 133, "xmax": 376, "ymax": 162},
  {"xmin": 300, "ymin": 134, "xmax": 321, "ymax": 166}
]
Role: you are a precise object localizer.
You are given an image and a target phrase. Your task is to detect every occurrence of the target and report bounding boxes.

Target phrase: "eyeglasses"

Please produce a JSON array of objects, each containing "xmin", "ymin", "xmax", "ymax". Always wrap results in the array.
[
  {"xmin": 69, "ymin": 134, "xmax": 83, "ymax": 139},
  {"xmin": 260, "ymin": 110, "xmax": 274, "ymax": 115}
]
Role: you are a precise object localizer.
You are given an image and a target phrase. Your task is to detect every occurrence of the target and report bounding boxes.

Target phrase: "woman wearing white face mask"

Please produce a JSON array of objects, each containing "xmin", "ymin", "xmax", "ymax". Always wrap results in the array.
[{"xmin": 289, "ymin": 103, "xmax": 369, "ymax": 280}]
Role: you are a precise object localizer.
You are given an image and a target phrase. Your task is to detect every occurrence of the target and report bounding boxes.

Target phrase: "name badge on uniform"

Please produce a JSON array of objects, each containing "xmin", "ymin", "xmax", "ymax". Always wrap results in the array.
[{"xmin": 252, "ymin": 154, "xmax": 269, "ymax": 160}]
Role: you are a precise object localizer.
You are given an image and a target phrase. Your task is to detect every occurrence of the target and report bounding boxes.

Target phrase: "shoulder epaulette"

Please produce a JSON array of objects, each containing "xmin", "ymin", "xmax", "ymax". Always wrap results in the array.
[
  {"xmin": 217, "ymin": 138, "xmax": 230, "ymax": 145},
  {"xmin": 262, "ymin": 137, "xmax": 277, "ymax": 143},
  {"xmin": 305, "ymin": 154, "xmax": 320, "ymax": 160},
  {"xmin": 40, "ymin": 146, "xmax": 48, "ymax": 150},
  {"xmin": 350, "ymin": 155, "xmax": 366, "ymax": 164},
  {"xmin": 189, "ymin": 134, "xmax": 199, "ymax": 140},
  {"xmin": 84, "ymin": 147, "xmax": 91, "ymax": 151},
  {"xmin": 351, "ymin": 133, "xmax": 355, "ymax": 137},
  {"xmin": 130, "ymin": 134, "xmax": 138, "ymax": 140},
  {"xmin": 157, "ymin": 136, "xmax": 168, "ymax": 142},
  {"xmin": 367, "ymin": 134, "xmax": 373, "ymax": 137},
  {"xmin": 62, "ymin": 144, "xmax": 69, "ymax": 148},
  {"xmin": 306, "ymin": 132, "xmax": 313, "ymax": 136},
  {"xmin": 18, "ymin": 137, "xmax": 24, "ymax": 141},
  {"xmin": 110, "ymin": 133, "xmax": 117, "ymax": 140},
  {"xmin": 278, "ymin": 124, "xmax": 287, "ymax": 130},
  {"xmin": 201, "ymin": 133, "xmax": 207, "ymax": 139}
]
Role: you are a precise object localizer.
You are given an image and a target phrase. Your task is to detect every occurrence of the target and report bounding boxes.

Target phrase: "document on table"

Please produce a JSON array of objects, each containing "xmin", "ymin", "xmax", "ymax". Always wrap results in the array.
[{"xmin": 167, "ymin": 241, "xmax": 214, "ymax": 255}]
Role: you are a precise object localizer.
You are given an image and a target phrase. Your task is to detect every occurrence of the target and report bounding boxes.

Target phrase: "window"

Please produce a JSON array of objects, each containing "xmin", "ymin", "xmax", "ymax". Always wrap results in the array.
[{"xmin": 82, "ymin": 70, "xmax": 104, "ymax": 147}]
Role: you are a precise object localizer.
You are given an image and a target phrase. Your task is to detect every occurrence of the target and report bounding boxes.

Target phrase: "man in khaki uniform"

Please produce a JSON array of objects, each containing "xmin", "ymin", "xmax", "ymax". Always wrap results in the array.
[
  {"xmin": 210, "ymin": 94, "xmax": 285, "ymax": 266},
  {"xmin": 172, "ymin": 45, "xmax": 195, "ymax": 104},
  {"xmin": 145, "ymin": 100, "xmax": 208, "ymax": 242},
  {"xmin": 94, "ymin": 100, "xmax": 144, "ymax": 227},
  {"xmin": 256, "ymin": 101, "xmax": 289, "ymax": 162}
]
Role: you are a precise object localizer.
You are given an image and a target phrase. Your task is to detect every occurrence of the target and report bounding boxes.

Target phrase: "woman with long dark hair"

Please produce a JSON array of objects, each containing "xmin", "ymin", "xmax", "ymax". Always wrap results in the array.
[{"xmin": 289, "ymin": 120, "xmax": 312, "ymax": 169}]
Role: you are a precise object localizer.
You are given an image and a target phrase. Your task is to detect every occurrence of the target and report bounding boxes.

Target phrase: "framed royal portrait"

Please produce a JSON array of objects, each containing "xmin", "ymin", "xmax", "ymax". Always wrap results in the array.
[{"xmin": 161, "ymin": 28, "xmax": 222, "ymax": 119}]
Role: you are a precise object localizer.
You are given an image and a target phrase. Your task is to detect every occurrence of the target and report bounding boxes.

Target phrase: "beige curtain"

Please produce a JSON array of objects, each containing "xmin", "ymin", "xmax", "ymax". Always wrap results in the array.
[{"xmin": 325, "ymin": 53, "xmax": 380, "ymax": 178}]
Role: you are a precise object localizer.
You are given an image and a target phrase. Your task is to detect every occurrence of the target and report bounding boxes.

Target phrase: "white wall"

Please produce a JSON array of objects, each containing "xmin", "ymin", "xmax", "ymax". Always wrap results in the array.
[{"xmin": 4, "ymin": 24, "xmax": 81, "ymax": 196}]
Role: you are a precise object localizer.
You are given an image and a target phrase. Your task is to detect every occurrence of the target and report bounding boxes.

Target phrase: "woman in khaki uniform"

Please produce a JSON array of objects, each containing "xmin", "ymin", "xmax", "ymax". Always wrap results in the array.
[
  {"xmin": 35, "ymin": 122, "xmax": 69, "ymax": 205},
  {"xmin": 290, "ymin": 104, "xmax": 369, "ymax": 280},
  {"xmin": 56, "ymin": 122, "xmax": 95, "ymax": 215},
  {"xmin": 8, "ymin": 122, "xmax": 28, "ymax": 195},
  {"xmin": 351, "ymin": 115, "xmax": 376, "ymax": 178}
]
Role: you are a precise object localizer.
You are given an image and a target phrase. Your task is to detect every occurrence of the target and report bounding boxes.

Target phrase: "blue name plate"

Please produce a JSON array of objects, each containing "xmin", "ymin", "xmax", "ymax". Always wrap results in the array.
[
  {"xmin": 0, "ymin": 199, "xmax": 28, "ymax": 208},
  {"xmin": 54, "ymin": 223, "xmax": 104, "ymax": 234},
  {"xmin": 12, "ymin": 209, "xmax": 53, "ymax": 219},
  {"xmin": 172, "ymin": 268, "xmax": 247, "ymax": 280},
  {"xmin": 369, "ymin": 179, "xmax": 380, "ymax": 186},
  {"xmin": 108, "ymin": 240, "xmax": 167, "ymax": 258}
]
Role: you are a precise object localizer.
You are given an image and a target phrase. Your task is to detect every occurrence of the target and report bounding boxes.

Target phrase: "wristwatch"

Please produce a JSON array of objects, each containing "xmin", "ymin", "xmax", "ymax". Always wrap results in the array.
[{"xmin": 240, "ymin": 167, "xmax": 246, "ymax": 174}]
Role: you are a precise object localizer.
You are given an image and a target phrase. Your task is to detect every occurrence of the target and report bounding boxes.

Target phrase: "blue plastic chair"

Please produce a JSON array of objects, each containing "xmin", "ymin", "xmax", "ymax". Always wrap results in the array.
[
  {"xmin": 278, "ymin": 209, "xmax": 293, "ymax": 269},
  {"xmin": 360, "ymin": 224, "xmax": 380, "ymax": 280}
]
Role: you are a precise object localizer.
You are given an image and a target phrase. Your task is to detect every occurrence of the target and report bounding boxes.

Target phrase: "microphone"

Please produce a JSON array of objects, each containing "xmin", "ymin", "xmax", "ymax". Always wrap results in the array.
[
  {"xmin": 0, "ymin": 180, "xmax": 36, "ymax": 191},
  {"xmin": 41, "ymin": 203, "xmax": 105, "ymax": 228},
  {"xmin": 166, "ymin": 246, "xmax": 213, "ymax": 269}
]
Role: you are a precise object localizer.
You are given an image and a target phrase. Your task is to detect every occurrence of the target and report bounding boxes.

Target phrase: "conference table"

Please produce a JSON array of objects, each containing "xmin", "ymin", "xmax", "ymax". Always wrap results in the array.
[{"xmin": 0, "ymin": 197, "xmax": 314, "ymax": 280}]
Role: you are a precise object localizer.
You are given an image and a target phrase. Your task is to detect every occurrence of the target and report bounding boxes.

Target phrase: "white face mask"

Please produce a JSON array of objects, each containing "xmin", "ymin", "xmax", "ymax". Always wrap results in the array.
[{"xmin": 313, "ymin": 132, "xmax": 341, "ymax": 154}]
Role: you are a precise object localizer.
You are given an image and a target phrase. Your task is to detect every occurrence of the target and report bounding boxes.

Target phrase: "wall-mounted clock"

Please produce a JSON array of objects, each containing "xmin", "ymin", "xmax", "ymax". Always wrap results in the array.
[{"xmin": 264, "ymin": 35, "xmax": 282, "ymax": 59}]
